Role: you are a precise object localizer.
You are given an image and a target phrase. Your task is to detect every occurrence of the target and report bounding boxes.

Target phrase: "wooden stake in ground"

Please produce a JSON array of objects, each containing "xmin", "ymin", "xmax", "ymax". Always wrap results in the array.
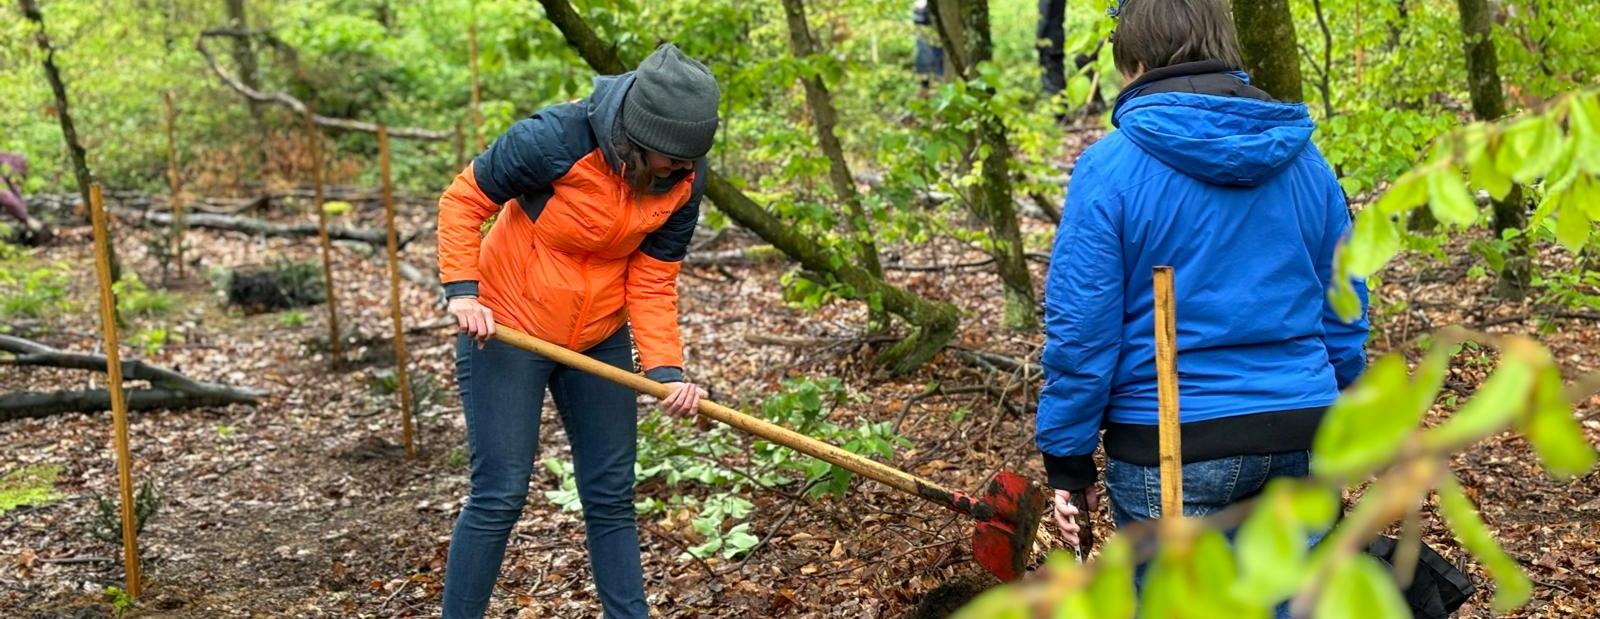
[
  {"xmin": 89, "ymin": 183, "xmax": 142, "ymax": 597},
  {"xmin": 378, "ymin": 125, "xmax": 416, "ymax": 458},
  {"xmin": 302, "ymin": 105, "xmax": 343, "ymax": 370},
  {"xmin": 468, "ymin": 0, "xmax": 485, "ymax": 151},
  {"xmin": 1153, "ymin": 266, "xmax": 1183, "ymax": 518},
  {"xmin": 163, "ymin": 92, "xmax": 184, "ymax": 279}
]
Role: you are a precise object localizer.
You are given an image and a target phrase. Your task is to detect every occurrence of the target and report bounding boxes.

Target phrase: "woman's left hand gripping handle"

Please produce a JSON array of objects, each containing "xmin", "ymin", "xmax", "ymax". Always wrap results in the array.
[{"xmin": 449, "ymin": 296, "xmax": 496, "ymax": 347}]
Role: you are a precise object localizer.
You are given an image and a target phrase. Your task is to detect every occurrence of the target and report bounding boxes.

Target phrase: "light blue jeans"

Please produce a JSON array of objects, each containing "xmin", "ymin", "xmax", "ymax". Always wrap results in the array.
[
  {"xmin": 441, "ymin": 327, "xmax": 646, "ymax": 619},
  {"xmin": 1105, "ymin": 451, "xmax": 1318, "ymax": 619}
]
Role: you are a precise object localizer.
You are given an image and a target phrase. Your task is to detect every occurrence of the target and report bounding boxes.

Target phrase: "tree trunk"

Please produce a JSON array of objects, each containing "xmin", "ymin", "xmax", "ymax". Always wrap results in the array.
[
  {"xmin": 1232, "ymin": 0, "xmax": 1306, "ymax": 102},
  {"xmin": 20, "ymin": 0, "xmax": 118, "ymax": 281},
  {"xmin": 19, "ymin": 1, "xmax": 91, "ymax": 222},
  {"xmin": 945, "ymin": 0, "xmax": 1037, "ymax": 330},
  {"xmin": 223, "ymin": 0, "xmax": 266, "ymax": 177},
  {"xmin": 779, "ymin": 0, "xmax": 886, "ymax": 327},
  {"xmin": 1456, "ymin": 0, "xmax": 1528, "ymax": 298},
  {"xmin": 535, "ymin": 0, "xmax": 960, "ymax": 373}
]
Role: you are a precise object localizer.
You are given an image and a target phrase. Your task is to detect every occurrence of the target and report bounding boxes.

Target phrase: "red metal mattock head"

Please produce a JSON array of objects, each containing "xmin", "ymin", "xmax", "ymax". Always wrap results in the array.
[{"xmin": 971, "ymin": 471, "xmax": 1050, "ymax": 582}]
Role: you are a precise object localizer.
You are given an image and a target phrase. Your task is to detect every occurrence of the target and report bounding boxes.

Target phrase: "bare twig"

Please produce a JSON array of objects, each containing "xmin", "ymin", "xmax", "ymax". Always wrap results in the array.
[{"xmin": 196, "ymin": 32, "xmax": 448, "ymax": 141}]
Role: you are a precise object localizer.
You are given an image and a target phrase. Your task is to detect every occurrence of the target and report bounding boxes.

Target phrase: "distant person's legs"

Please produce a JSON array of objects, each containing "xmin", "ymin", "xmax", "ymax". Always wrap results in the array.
[{"xmin": 1037, "ymin": 0, "xmax": 1067, "ymax": 96}]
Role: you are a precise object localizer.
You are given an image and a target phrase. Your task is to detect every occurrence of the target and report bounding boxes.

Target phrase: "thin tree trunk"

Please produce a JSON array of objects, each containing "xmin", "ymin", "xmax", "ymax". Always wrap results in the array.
[
  {"xmin": 779, "ymin": 0, "xmax": 886, "ymax": 327},
  {"xmin": 468, "ymin": 0, "xmax": 486, "ymax": 151},
  {"xmin": 20, "ymin": 0, "xmax": 91, "ymax": 223},
  {"xmin": 20, "ymin": 0, "xmax": 118, "ymax": 281},
  {"xmin": 1232, "ymin": 0, "xmax": 1306, "ymax": 102},
  {"xmin": 223, "ymin": 0, "xmax": 265, "ymax": 177},
  {"xmin": 944, "ymin": 0, "xmax": 1037, "ymax": 330},
  {"xmin": 535, "ymin": 0, "xmax": 960, "ymax": 372},
  {"xmin": 1456, "ymin": 0, "xmax": 1528, "ymax": 298}
]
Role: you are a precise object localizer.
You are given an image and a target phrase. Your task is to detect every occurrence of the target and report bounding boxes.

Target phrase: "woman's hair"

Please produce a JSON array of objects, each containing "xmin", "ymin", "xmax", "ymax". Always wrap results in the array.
[
  {"xmin": 1111, "ymin": 0, "xmax": 1245, "ymax": 78},
  {"xmin": 612, "ymin": 117, "xmax": 669, "ymax": 197}
]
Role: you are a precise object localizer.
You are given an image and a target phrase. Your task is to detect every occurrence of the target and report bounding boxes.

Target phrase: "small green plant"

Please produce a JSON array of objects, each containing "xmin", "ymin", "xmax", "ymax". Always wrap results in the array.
[
  {"xmin": 752, "ymin": 377, "xmax": 908, "ymax": 497},
  {"xmin": 215, "ymin": 423, "xmax": 237, "ymax": 440},
  {"xmin": 541, "ymin": 459, "xmax": 584, "ymax": 512},
  {"xmin": 685, "ymin": 494, "xmax": 760, "ymax": 560},
  {"xmin": 0, "ymin": 464, "xmax": 62, "ymax": 515},
  {"xmin": 447, "ymin": 448, "xmax": 467, "ymax": 468},
  {"xmin": 88, "ymin": 480, "xmax": 160, "ymax": 545},
  {"xmin": 104, "ymin": 585, "xmax": 135, "ymax": 616},
  {"xmin": 322, "ymin": 200, "xmax": 354, "ymax": 216},
  {"xmin": 114, "ymin": 273, "xmax": 176, "ymax": 317},
  {"xmin": 130, "ymin": 327, "xmax": 171, "ymax": 356},
  {"xmin": 277, "ymin": 309, "xmax": 308, "ymax": 327}
]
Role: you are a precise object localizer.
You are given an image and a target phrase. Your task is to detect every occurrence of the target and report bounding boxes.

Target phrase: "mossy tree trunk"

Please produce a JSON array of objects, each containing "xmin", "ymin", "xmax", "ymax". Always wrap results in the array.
[
  {"xmin": 1457, "ymin": 0, "xmax": 1529, "ymax": 298},
  {"xmin": 1232, "ymin": 0, "xmax": 1306, "ymax": 102}
]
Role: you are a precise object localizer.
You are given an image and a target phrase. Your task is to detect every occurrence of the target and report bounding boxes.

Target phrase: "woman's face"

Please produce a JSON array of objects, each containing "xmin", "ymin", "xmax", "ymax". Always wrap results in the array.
[{"xmin": 642, "ymin": 150, "xmax": 694, "ymax": 177}]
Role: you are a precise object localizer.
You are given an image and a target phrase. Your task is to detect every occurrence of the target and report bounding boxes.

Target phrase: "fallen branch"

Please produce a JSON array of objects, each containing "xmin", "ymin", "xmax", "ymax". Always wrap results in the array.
[
  {"xmin": 118, "ymin": 208, "xmax": 422, "ymax": 248},
  {"xmin": 684, "ymin": 245, "xmax": 785, "ymax": 267},
  {"xmin": 743, "ymin": 332, "xmax": 1042, "ymax": 376},
  {"xmin": 0, "ymin": 387, "xmax": 260, "ymax": 421},
  {"xmin": 196, "ymin": 31, "xmax": 449, "ymax": 141},
  {"xmin": 0, "ymin": 335, "xmax": 264, "ymax": 419}
]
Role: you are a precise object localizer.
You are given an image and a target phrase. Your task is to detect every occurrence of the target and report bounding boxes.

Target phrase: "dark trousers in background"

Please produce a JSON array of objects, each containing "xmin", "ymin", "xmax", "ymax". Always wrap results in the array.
[
  {"xmin": 441, "ymin": 327, "xmax": 647, "ymax": 619},
  {"xmin": 1038, "ymin": 0, "xmax": 1068, "ymax": 95}
]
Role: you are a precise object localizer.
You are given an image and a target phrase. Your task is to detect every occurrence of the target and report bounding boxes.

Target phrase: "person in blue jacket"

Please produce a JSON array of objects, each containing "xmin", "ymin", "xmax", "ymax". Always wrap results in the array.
[{"xmin": 1038, "ymin": 0, "xmax": 1369, "ymax": 565}]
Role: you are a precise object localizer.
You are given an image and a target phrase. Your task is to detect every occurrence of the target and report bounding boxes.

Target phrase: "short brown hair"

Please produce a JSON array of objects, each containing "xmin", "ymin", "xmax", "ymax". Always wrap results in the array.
[{"xmin": 1111, "ymin": 0, "xmax": 1245, "ymax": 77}]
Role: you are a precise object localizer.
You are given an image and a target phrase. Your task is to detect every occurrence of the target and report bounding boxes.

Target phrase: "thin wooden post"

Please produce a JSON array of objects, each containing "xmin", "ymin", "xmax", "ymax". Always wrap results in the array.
[
  {"xmin": 378, "ymin": 125, "xmax": 416, "ymax": 458},
  {"xmin": 162, "ymin": 92, "xmax": 184, "ymax": 279},
  {"xmin": 468, "ymin": 0, "xmax": 485, "ymax": 151},
  {"xmin": 89, "ymin": 183, "xmax": 142, "ymax": 597},
  {"xmin": 1153, "ymin": 266, "xmax": 1183, "ymax": 518},
  {"xmin": 302, "ymin": 105, "xmax": 343, "ymax": 370}
]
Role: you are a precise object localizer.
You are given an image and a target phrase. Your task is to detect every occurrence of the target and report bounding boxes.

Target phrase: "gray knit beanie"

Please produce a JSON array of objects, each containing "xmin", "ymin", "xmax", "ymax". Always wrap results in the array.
[{"xmin": 622, "ymin": 43, "xmax": 720, "ymax": 160}]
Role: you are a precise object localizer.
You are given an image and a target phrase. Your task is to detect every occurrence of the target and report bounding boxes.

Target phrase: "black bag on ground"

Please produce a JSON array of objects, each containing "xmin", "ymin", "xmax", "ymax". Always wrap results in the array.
[{"xmin": 1365, "ymin": 535, "xmax": 1476, "ymax": 619}]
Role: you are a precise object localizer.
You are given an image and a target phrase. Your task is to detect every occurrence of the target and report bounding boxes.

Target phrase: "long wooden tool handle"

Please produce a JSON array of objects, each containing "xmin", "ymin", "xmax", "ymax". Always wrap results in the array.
[
  {"xmin": 1153, "ymin": 267, "xmax": 1183, "ymax": 518},
  {"xmin": 490, "ymin": 326, "xmax": 984, "ymax": 517}
]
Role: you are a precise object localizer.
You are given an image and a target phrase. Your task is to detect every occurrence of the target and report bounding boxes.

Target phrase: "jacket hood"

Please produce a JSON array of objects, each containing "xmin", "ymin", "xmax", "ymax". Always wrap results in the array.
[
  {"xmin": 1111, "ymin": 70, "xmax": 1314, "ymax": 187},
  {"xmin": 586, "ymin": 73, "xmax": 635, "ymax": 173}
]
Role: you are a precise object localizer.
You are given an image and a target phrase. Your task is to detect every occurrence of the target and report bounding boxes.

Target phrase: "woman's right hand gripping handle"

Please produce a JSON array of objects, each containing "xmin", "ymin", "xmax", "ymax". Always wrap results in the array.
[{"xmin": 449, "ymin": 296, "xmax": 496, "ymax": 345}]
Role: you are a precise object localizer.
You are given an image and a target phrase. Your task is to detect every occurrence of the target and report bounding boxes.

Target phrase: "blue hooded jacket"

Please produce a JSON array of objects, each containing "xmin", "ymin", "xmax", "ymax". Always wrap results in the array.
[{"xmin": 1037, "ymin": 62, "xmax": 1369, "ymax": 491}]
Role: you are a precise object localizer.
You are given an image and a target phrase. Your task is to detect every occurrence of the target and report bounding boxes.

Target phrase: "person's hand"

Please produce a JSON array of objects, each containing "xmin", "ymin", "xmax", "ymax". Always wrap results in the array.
[
  {"xmin": 1053, "ymin": 488, "xmax": 1100, "ymax": 549},
  {"xmin": 659, "ymin": 382, "xmax": 708, "ymax": 418},
  {"xmin": 448, "ymin": 296, "xmax": 495, "ymax": 345}
]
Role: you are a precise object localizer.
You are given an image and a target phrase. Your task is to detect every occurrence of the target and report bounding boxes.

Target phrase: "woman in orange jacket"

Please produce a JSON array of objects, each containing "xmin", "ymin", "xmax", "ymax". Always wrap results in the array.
[{"xmin": 436, "ymin": 43, "xmax": 716, "ymax": 619}]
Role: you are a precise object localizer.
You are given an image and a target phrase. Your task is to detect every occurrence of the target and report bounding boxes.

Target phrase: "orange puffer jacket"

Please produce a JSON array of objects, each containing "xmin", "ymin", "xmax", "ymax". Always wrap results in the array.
[{"xmin": 437, "ymin": 74, "xmax": 704, "ymax": 382}]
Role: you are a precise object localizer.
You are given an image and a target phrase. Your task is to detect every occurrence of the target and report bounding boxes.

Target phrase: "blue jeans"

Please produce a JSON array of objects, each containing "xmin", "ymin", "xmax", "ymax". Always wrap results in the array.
[
  {"xmin": 1105, "ymin": 451, "xmax": 1316, "ymax": 619},
  {"xmin": 442, "ymin": 328, "xmax": 646, "ymax": 619}
]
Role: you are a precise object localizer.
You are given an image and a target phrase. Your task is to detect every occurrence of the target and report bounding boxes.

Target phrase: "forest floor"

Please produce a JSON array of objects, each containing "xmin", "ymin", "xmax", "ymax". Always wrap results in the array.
[{"xmin": 3, "ymin": 141, "xmax": 1599, "ymax": 618}]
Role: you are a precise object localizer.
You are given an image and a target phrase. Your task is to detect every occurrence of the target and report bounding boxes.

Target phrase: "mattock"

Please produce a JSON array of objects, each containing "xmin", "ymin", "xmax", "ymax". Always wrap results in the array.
[{"xmin": 491, "ymin": 325, "xmax": 1051, "ymax": 582}]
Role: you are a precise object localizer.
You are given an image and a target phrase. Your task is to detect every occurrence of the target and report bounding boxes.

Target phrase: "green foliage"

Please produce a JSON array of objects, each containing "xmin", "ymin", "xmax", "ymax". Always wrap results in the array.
[
  {"xmin": 113, "ymin": 273, "xmax": 176, "ymax": 318},
  {"xmin": 0, "ymin": 464, "xmax": 61, "ymax": 516},
  {"xmin": 1335, "ymin": 90, "xmax": 1600, "ymax": 319},
  {"xmin": 277, "ymin": 309, "xmax": 308, "ymax": 327},
  {"xmin": 0, "ymin": 256, "xmax": 73, "ymax": 321},
  {"xmin": 130, "ymin": 326, "xmax": 172, "ymax": 356},
  {"xmin": 320, "ymin": 200, "xmax": 354, "ymax": 217},
  {"xmin": 752, "ymin": 377, "xmax": 908, "ymax": 498},
  {"xmin": 1439, "ymin": 476, "xmax": 1530, "ymax": 611},
  {"xmin": 540, "ymin": 376, "xmax": 907, "ymax": 563},
  {"xmin": 103, "ymin": 586, "xmax": 135, "ymax": 616}
]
